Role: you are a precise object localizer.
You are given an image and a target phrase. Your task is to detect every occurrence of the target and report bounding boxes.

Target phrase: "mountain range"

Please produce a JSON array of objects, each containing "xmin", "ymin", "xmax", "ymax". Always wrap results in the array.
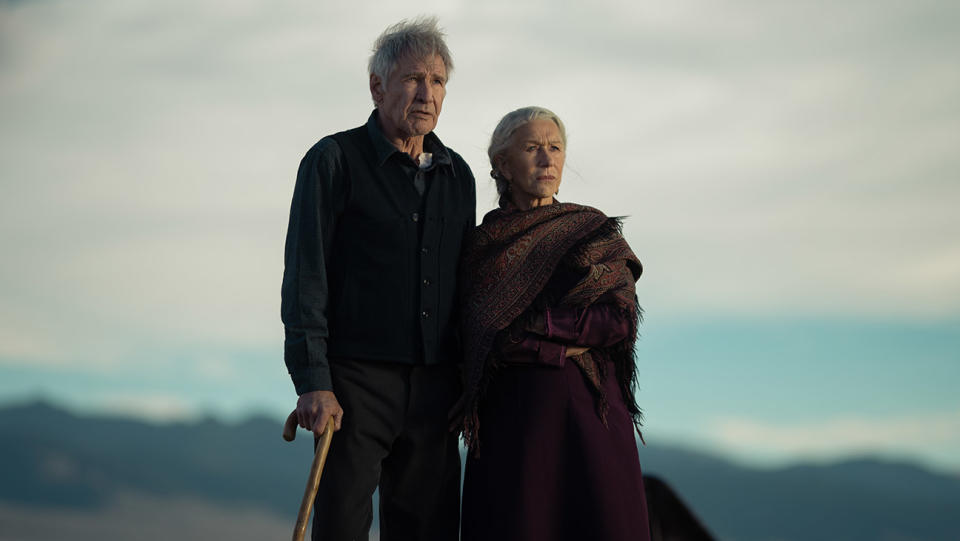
[{"xmin": 1, "ymin": 400, "xmax": 957, "ymax": 541}]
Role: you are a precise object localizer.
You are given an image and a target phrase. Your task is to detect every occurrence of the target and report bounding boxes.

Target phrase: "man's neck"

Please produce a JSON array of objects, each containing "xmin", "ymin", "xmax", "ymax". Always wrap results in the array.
[
  {"xmin": 377, "ymin": 117, "xmax": 427, "ymax": 159},
  {"xmin": 387, "ymin": 134, "xmax": 426, "ymax": 159}
]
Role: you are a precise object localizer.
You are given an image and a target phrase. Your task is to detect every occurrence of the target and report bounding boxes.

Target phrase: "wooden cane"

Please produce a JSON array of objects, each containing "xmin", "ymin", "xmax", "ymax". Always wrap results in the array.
[{"xmin": 283, "ymin": 412, "xmax": 335, "ymax": 541}]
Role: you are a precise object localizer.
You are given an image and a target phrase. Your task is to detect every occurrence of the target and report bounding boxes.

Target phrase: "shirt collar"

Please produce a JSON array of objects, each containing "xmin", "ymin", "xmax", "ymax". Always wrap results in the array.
[{"xmin": 365, "ymin": 110, "xmax": 455, "ymax": 176}]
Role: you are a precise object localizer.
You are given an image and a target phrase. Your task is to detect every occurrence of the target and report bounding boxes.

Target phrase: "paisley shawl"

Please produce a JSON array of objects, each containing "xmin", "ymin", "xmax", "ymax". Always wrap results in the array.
[{"xmin": 460, "ymin": 202, "xmax": 643, "ymax": 451}]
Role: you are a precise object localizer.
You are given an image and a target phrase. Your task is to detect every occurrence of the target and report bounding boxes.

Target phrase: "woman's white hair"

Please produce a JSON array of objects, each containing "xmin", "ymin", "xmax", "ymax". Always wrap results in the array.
[
  {"xmin": 368, "ymin": 16, "xmax": 453, "ymax": 100},
  {"xmin": 488, "ymin": 106, "xmax": 568, "ymax": 199}
]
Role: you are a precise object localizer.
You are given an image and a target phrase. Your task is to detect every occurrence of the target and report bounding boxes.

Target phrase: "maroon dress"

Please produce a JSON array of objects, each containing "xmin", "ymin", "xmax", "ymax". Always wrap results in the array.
[{"xmin": 461, "ymin": 303, "xmax": 651, "ymax": 541}]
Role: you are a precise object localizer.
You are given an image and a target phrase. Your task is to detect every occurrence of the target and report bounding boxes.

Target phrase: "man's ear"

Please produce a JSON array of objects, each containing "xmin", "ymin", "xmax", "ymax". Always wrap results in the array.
[{"xmin": 369, "ymin": 73, "xmax": 384, "ymax": 106}]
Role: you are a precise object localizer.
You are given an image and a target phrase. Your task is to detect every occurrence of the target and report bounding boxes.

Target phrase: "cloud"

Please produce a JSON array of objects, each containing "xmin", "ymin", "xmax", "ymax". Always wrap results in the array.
[
  {"xmin": 95, "ymin": 392, "xmax": 197, "ymax": 422},
  {"xmin": 2, "ymin": 2, "xmax": 958, "ymax": 355},
  {"xmin": 0, "ymin": 1, "xmax": 958, "ymax": 480},
  {"xmin": 0, "ymin": 318, "xmax": 66, "ymax": 365},
  {"xmin": 706, "ymin": 410, "xmax": 960, "ymax": 469}
]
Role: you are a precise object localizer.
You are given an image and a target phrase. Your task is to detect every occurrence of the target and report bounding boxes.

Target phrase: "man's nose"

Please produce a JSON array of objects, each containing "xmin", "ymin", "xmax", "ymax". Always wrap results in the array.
[{"xmin": 416, "ymin": 80, "xmax": 432, "ymax": 102}]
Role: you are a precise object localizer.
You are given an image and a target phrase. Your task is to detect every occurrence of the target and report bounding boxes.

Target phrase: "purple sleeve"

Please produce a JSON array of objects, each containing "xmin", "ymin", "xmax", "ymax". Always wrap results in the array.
[
  {"xmin": 499, "ymin": 334, "xmax": 566, "ymax": 367},
  {"xmin": 545, "ymin": 304, "xmax": 630, "ymax": 347}
]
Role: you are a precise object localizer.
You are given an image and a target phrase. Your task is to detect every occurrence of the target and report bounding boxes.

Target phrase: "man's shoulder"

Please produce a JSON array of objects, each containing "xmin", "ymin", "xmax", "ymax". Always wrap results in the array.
[
  {"xmin": 303, "ymin": 136, "xmax": 342, "ymax": 160},
  {"xmin": 437, "ymin": 144, "xmax": 475, "ymax": 184},
  {"xmin": 443, "ymin": 145, "xmax": 467, "ymax": 165},
  {"xmin": 295, "ymin": 138, "xmax": 342, "ymax": 182},
  {"xmin": 302, "ymin": 123, "xmax": 369, "ymax": 161},
  {"xmin": 307, "ymin": 126, "xmax": 364, "ymax": 155}
]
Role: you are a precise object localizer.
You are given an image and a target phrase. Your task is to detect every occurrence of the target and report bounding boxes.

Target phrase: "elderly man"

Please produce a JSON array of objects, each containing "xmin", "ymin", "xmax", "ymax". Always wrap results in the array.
[{"xmin": 281, "ymin": 17, "xmax": 475, "ymax": 541}]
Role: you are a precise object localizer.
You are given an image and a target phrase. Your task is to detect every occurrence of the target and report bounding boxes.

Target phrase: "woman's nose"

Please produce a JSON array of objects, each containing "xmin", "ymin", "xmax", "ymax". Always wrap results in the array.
[{"xmin": 537, "ymin": 149, "xmax": 553, "ymax": 166}]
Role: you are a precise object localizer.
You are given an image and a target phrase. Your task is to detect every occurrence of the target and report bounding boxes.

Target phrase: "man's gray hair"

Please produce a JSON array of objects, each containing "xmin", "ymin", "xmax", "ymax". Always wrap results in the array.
[
  {"xmin": 369, "ymin": 17, "xmax": 454, "ymax": 89},
  {"xmin": 488, "ymin": 106, "xmax": 568, "ymax": 198}
]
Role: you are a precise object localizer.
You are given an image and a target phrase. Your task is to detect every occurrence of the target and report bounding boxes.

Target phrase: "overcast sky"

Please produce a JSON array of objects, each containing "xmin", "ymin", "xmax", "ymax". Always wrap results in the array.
[{"xmin": 1, "ymin": 0, "xmax": 958, "ymax": 471}]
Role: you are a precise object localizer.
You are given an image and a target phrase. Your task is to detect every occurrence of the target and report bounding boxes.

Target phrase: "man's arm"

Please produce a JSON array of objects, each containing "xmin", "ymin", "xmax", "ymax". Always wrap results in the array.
[{"xmin": 281, "ymin": 138, "xmax": 347, "ymax": 434}]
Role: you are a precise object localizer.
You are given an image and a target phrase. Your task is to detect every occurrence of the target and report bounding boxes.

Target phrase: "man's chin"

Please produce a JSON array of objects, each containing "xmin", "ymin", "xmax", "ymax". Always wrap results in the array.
[{"xmin": 405, "ymin": 119, "xmax": 437, "ymax": 137}]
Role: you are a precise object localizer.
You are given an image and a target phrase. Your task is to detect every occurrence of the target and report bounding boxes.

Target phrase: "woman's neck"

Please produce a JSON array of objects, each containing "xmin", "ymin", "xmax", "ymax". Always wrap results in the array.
[{"xmin": 510, "ymin": 194, "xmax": 555, "ymax": 210}]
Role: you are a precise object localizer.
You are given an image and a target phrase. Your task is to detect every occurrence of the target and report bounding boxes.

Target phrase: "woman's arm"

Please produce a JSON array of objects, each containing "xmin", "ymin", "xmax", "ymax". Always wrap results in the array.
[
  {"xmin": 534, "ymin": 304, "xmax": 631, "ymax": 348},
  {"xmin": 498, "ymin": 333, "xmax": 567, "ymax": 366},
  {"xmin": 499, "ymin": 304, "xmax": 627, "ymax": 365},
  {"xmin": 499, "ymin": 334, "xmax": 591, "ymax": 366}
]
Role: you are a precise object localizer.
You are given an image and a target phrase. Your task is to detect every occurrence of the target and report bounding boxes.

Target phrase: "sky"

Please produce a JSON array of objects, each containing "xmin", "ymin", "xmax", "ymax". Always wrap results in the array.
[{"xmin": 1, "ymin": 0, "xmax": 958, "ymax": 472}]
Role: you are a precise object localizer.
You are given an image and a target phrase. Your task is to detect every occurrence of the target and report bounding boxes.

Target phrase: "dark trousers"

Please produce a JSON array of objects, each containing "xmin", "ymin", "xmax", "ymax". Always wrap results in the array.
[{"xmin": 311, "ymin": 359, "xmax": 462, "ymax": 541}]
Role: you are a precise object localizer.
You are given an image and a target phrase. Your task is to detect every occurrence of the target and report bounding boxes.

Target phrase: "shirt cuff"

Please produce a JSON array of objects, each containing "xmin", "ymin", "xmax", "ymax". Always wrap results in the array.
[
  {"xmin": 544, "ymin": 306, "xmax": 581, "ymax": 342},
  {"xmin": 290, "ymin": 367, "xmax": 333, "ymax": 395},
  {"xmin": 537, "ymin": 340, "xmax": 566, "ymax": 367}
]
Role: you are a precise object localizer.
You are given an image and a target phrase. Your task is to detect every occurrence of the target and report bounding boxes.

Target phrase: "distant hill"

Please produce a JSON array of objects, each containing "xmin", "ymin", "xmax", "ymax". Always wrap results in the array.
[
  {"xmin": 1, "ymin": 400, "xmax": 958, "ymax": 541},
  {"xmin": 638, "ymin": 444, "xmax": 960, "ymax": 541},
  {"xmin": 0, "ymin": 400, "xmax": 311, "ymax": 514}
]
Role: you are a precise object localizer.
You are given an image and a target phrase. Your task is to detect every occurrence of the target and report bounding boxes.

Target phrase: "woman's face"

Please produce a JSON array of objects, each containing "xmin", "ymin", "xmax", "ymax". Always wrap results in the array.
[{"xmin": 498, "ymin": 119, "xmax": 565, "ymax": 209}]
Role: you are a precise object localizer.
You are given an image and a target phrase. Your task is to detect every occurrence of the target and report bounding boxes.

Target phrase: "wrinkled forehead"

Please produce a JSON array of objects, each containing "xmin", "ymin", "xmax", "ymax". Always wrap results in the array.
[
  {"xmin": 513, "ymin": 119, "xmax": 564, "ymax": 144},
  {"xmin": 389, "ymin": 53, "xmax": 447, "ymax": 80}
]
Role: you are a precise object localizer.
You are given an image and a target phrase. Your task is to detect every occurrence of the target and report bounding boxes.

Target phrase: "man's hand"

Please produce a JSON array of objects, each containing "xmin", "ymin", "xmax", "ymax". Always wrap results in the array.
[{"xmin": 296, "ymin": 390, "xmax": 344, "ymax": 437}]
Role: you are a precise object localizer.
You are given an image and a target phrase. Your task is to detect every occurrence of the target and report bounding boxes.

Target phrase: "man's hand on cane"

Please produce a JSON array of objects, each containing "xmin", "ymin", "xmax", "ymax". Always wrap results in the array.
[
  {"xmin": 296, "ymin": 390, "xmax": 344, "ymax": 436},
  {"xmin": 283, "ymin": 399, "xmax": 338, "ymax": 541}
]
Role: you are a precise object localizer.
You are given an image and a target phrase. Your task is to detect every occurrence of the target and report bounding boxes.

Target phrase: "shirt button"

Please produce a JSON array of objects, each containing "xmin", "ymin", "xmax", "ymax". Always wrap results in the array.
[
  {"xmin": 421, "ymin": 310, "xmax": 430, "ymax": 318},
  {"xmin": 412, "ymin": 212, "xmax": 419, "ymax": 222},
  {"xmin": 421, "ymin": 247, "xmax": 428, "ymax": 254},
  {"xmin": 423, "ymin": 278, "xmax": 431, "ymax": 286}
]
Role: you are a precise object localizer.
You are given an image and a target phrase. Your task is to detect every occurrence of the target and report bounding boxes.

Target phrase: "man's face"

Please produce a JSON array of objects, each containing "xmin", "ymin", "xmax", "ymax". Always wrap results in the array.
[{"xmin": 371, "ymin": 54, "xmax": 447, "ymax": 140}]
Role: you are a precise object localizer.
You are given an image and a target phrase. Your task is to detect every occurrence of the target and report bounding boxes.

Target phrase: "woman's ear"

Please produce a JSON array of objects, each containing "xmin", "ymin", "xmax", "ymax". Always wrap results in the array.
[{"xmin": 495, "ymin": 156, "xmax": 511, "ymax": 181}]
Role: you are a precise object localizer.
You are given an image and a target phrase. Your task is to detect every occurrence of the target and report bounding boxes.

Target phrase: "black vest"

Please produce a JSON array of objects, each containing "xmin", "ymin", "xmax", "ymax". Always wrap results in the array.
[{"xmin": 325, "ymin": 125, "xmax": 474, "ymax": 365}]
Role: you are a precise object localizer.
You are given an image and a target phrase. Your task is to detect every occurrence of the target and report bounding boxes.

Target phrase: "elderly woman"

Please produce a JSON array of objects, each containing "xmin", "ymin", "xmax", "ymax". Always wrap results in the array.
[{"xmin": 459, "ymin": 107, "xmax": 651, "ymax": 541}]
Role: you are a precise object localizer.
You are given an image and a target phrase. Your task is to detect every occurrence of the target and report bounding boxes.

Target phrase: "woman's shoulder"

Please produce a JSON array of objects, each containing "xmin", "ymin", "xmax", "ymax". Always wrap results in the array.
[
  {"xmin": 479, "ymin": 201, "xmax": 607, "ymax": 222},
  {"xmin": 473, "ymin": 201, "xmax": 614, "ymax": 241},
  {"xmin": 557, "ymin": 201, "xmax": 607, "ymax": 218}
]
